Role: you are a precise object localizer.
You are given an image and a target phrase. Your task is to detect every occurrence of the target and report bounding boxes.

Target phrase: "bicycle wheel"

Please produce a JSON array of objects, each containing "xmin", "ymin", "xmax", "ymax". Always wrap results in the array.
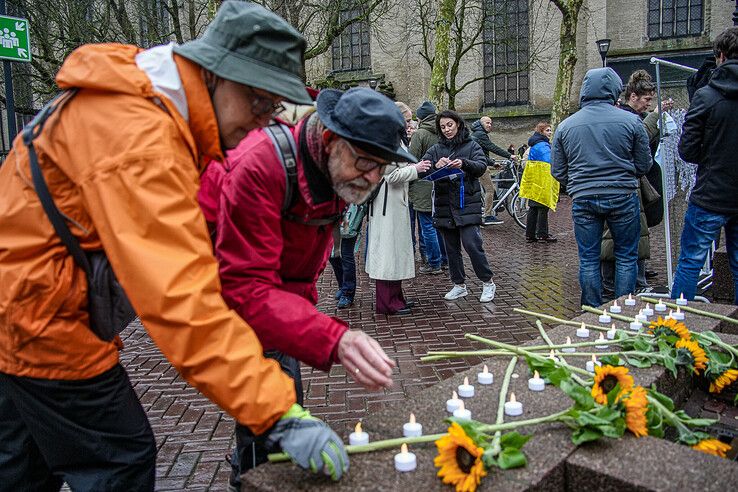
[{"xmin": 506, "ymin": 191, "xmax": 529, "ymax": 229}]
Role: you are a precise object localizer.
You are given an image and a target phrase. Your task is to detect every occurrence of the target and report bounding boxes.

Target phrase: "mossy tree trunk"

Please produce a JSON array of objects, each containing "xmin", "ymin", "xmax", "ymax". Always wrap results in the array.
[
  {"xmin": 429, "ymin": 0, "xmax": 456, "ymax": 110},
  {"xmin": 550, "ymin": 0, "xmax": 584, "ymax": 131}
]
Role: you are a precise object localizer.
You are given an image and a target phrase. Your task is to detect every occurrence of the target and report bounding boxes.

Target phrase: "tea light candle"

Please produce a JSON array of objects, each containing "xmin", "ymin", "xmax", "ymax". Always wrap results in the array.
[
  {"xmin": 446, "ymin": 391, "xmax": 462, "ymax": 413},
  {"xmin": 528, "ymin": 370, "xmax": 545, "ymax": 391},
  {"xmin": 477, "ymin": 365, "xmax": 494, "ymax": 385},
  {"xmin": 629, "ymin": 320, "xmax": 642, "ymax": 331},
  {"xmin": 672, "ymin": 307, "xmax": 685, "ymax": 321},
  {"xmin": 457, "ymin": 376, "xmax": 475, "ymax": 398},
  {"xmin": 349, "ymin": 421, "xmax": 369, "ymax": 445},
  {"xmin": 665, "ymin": 309, "xmax": 675, "ymax": 320},
  {"xmin": 394, "ymin": 443, "xmax": 417, "ymax": 472},
  {"xmin": 598, "ymin": 310, "xmax": 612, "ymax": 324},
  {"xmin": 606, "ymin": 324, "xmax": 617, "ymax": 340},
  {"xmin": 561, "ymin": 336, "xmax": 576, "ymax": 353},
  {"xmin": 624, "ymin": 293, "xmax": 636, "ymax": 306},
  {"xmin": 655, "ymin": 299, "xmax": 667, "ymax": 312},
  {"xmin": 676, "ymin": 293, "xmax": 688, "ymax": 306},
  {"xmin": 452, "ymin": 400, "xmax": 471, "ymax": 421},
  {"xmin": 634, "ymin": 310, "xmax": 648, "ymax": 323},
  {"xmin": 595, "ymin": 332, "xmax": 609, "ymax": 349},
  {"xmin": 403, "ymin": 413, "xmax": 423, "ymax": 438},
  {"xmin": 504, "ymin": 393, "xmax": 523, "ymax": 416},
  {"xmin": 548, "ymin": 350, "xmax": 559, "ymax": 363},
  {"xmin": 642, "ymin": 303, "xmax": 654, "ymax": 317},
  {"xmin": 610, "ymin": 300, "xmax": 622, "ymax": 314},
  {"xmin": 576, "ymin": 322, "xmax": 590, "ymax": 338},
  {"xmin": 586, "ymin": 355, "xmax": 601, "ymax": 373}
]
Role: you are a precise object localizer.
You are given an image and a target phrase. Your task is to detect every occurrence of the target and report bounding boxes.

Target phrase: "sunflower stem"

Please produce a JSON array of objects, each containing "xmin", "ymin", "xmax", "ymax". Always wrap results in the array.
[
  {"xmin": 465, "ymin": 334, "xmax": 593, "ymax": 378},
  {"xmin": 514, "ymin": 308, "xmax": 613, "ymax": 333},
  {"xmin": 477, "ymin": 408, "xmax": 573, "ymax": 433},
  {"xmin": 535, "ymin": 320, "xmax": 590, "ymax": 386},
  {"xmin": 698, "ymin": 332, "xmax": 738, "ymax": 359},
  {"xmin": 646, "ymin": 393, "xmax": 693, "ymax": 439},
  {"xmin": 490, "ymin": 357, "xmax": 519, "ymax": 455},
  {"xmin": 639, "ymin": 296, "xmax": 738, "ymax": 326}
]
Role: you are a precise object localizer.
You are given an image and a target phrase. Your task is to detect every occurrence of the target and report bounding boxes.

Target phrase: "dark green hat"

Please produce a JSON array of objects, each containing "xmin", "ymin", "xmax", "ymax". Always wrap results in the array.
[{"xmin": 173, "ymin": 1, "xmax": 312, "ymax": 105}]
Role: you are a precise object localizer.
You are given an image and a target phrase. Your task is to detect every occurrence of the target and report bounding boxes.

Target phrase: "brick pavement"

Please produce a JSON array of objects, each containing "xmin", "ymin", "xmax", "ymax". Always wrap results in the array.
[{"xmin": 119, "ymin": 195, "xmax": 671, "ymax": 490}]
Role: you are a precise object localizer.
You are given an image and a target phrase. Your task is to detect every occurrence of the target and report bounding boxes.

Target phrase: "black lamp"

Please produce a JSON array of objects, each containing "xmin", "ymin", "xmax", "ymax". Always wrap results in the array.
[
  {"xmin": 596, "ymin": 38, "xmax": 611, "ymax": 67},
  {"xmin": 368, "ymin": 79, "xmax": 378, "ymax": 90}
]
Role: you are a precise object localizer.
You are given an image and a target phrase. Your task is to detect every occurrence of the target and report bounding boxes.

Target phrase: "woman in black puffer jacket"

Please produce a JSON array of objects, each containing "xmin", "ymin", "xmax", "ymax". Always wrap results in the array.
[{"xmin": 421, "ymin": 110, "xmax": 496, "ymax": 303}]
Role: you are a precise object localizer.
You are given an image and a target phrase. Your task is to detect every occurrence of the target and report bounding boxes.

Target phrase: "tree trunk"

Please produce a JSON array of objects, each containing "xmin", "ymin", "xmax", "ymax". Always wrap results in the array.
[
  {"xmin": 169, "ymin": 0, "xmax": 184, "ymax": 44},
  {"xmin": 550, "ymin": 0, "xmax": 583, "ymax": 131},
  {"xmin": 429, "ymin": 0, "xmax": 455, "ymax": 109}
]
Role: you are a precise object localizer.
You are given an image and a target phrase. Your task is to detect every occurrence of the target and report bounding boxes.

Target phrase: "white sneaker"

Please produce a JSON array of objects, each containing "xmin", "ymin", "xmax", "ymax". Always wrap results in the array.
[
  {"xmin": 444, "ymin": 284, "xmax": 468, "ymax": 300},
  {"xmin": 480, "ymin": 281, "xmax": 496, "ymax": 302}
]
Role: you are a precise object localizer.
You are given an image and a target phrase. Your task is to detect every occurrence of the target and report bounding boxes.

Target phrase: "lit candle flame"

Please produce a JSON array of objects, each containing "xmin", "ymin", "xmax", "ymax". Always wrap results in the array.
[
  {"xmin": 565, "ymin": 336, "xmax": 572, "ymax": 345},
  {"xmin": 646, "ymin": 303, "xmax": 650, "ymax": 309},
  {"xmin": 355, "ymin": 421, "xmax": 362, "ymax": 434},
  {"xmin": 533, "ymin": 370, "xmax": 540, "ymax": 379},
  {"xmin": 510, "ymin": 392, "xmax": 517, "ymax": 403},
  {"xmin": 401, "ymin": 443, "xmax": 408, "ymax": 455},
  {"xmin": 483, "ymin": 364, "xmax": 489, "ymax": 374},
  {"xmin": 668, "ymin": 309, "xmax": 673, "ymax": 316},
  {"xmin": 611, "ymin": 323, "xmax": 616, "ymax": 330},
  {"xmin": 581, "ymin": 322, "xmax": 586, "ymax": 329},
  {"xmin": 549, "ymin": 350, "xmax": 556, "ymax": 358},
  {"xmin": 598, "ymin": 333, "xmax": 605, "ymax": 341},
  {"xmin": 458, "ymin": 400, "xmax": 465, "ymax": 411},
  {"xmin": 452, "ymin": 390, "xmax": 458, "ymax": 400},
  {"xmin": 591, "ymin": 354, "xmax": 596, "ymax": 363},
  {"xmin": 463, "ymin": 376, "xmax": 469, "ymax": 386},
  {"xmin": 676, "ymin": 306, "xmax": 681, "ymax": 314},
  {"xmin": 602, "ymin": 309, "xmax": 607, "ymax": 316},
  {"xmin": 409, "ymin": 413, "xmax": 416, "ymax": 425},
  {"xmin": 628, "ymin": 293, "xmax": 633, "ymax": 301},
  {"xmin": 614, "ymin": 299, "xmax": 619, "ymax": 307},
  {"xmin": 679, "ymin": 293, "xmax": 685, "ymax": 301}
]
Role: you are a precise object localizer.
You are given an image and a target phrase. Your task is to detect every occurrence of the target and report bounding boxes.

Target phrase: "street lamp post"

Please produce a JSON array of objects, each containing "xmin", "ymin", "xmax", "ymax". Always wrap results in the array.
[
  {"xmin": 368, "ymin": 79, "xmax": 378, "ymax": 90},
  {"xmin": 596, "ymin": 38, "xmax": 611, "ymax": 68}
]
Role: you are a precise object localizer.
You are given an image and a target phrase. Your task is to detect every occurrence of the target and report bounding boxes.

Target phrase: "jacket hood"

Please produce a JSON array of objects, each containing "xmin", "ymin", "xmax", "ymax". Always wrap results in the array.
[
  {"xmin": 418, "ymin": 116, "xmax": 437, "ymax": 133},
  {"xmin": 579, "ymin": 67, "xmax": 623, "ymax": 107},
  {"xmin": 709, "ymin": 59, "xmax": 738, "ymax": 99},
  {"xmin": 471, "ymin": 120, "xmax": 486, "ymax": 133},
  {"xmin": 527, "ymin": 131, "xmax": 548, "ymax": 147},
  {"xmin": 56, "ymin": 44, "xmax": 152, "ymax": 96}
]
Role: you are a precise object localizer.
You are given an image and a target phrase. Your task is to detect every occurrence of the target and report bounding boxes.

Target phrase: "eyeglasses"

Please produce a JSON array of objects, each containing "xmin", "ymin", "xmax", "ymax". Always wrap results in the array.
[
  {"xmin": 244, "ymin": 86, "xmax": 285, "ymax": 117},
  {"xmin": 342, "ymin": 139, "xmax": 388, "ymax": 173}
]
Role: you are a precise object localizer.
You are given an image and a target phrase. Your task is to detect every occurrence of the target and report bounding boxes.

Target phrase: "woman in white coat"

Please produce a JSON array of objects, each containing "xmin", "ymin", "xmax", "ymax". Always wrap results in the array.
[{"xmin": 365, "ymin": 102, "xmax": 431, "ymax": 314}]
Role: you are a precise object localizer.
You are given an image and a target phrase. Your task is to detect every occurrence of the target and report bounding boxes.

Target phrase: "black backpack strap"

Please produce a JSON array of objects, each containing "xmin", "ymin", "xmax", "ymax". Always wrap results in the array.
[
  {"xmin": 23, "ymin": 90, "xmax": 91, "ymax": 277},
  {"xmin": 264, "ymin": 123, "xmax": 340, "ymax": 227}
]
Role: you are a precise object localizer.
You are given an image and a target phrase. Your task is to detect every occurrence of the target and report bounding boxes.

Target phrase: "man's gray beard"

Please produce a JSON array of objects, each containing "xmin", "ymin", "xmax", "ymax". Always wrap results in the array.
[{"xmin": 333, "ymin": 179, "xmax": 378, "ymax": 204}]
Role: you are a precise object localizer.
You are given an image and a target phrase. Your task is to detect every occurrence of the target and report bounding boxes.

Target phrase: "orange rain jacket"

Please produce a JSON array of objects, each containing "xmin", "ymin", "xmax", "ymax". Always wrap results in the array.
[{"xmin": 0, "ymin": 44, "xmax": 295, "ymax": 434}]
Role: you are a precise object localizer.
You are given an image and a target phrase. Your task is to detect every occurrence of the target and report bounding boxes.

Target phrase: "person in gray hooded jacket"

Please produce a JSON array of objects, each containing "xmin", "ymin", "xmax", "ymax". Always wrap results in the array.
[{"xmin": 552, "ymin": 67, "xmax": 651, "ymax": 307}]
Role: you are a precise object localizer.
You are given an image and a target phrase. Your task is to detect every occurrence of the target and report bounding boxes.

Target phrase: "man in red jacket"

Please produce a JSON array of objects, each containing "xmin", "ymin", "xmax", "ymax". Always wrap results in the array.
[{"xmin": 199, "ymin": 87, "xmax": 417, "ymax": 487}]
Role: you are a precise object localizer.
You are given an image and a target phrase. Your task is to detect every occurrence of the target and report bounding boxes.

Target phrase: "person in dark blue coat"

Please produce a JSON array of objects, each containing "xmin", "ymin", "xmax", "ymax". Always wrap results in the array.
[{"xmin": 421, "ymin": 110, "xmax": 496, "ymax": 303}]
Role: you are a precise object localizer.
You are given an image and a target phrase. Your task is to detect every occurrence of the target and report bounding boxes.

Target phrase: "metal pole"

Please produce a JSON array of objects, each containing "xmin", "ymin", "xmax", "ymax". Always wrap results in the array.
[
  {"xmin": 651, "ymin": 59, "xmax": 674, "ymax": 291},
  {"xmin": 0, "ymin": 0, "xmax": 17, "ymax": 146}
]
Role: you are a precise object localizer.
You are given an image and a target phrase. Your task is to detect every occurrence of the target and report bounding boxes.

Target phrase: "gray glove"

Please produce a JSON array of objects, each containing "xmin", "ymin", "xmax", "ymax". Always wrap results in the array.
[{"xmin": 266, "ymin": 404, "xmax": 349, "ymax": 480}]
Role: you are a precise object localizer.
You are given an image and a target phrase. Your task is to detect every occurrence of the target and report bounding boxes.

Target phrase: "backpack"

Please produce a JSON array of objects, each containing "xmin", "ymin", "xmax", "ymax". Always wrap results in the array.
[{"xmin": 264, "ymin": 123, "xmax": 340, "ymax": 226}]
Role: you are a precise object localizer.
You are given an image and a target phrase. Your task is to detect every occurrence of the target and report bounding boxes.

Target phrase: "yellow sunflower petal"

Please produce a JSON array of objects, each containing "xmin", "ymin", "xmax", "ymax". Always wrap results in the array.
[
  {"xmin": 675, "ymin": 339, "xmax": 708, "ymax": 374},
  {"xmin": 692, "ymin": 438, "xmax": 732, "ymax": 458},
  {"xmin": 709, "ymin": 369, "xmax": 738, "ymax": 394},
  {"xmin": 591, "ymin": 365, "xmax": 634, "ymax": 405},
  {"xmin": 434, "ymin": 422, "xmax": 488, "ymax": 492},
  {"xmin": 623, "ymin": 386, "xmax": 649, "ymax": 437}
]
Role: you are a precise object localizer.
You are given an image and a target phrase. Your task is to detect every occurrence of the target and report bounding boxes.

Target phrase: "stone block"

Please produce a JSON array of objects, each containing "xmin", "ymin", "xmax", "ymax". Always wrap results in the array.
[{"xmin": 713, "ymin": 246, "xmax": 735, "ymax": 306}]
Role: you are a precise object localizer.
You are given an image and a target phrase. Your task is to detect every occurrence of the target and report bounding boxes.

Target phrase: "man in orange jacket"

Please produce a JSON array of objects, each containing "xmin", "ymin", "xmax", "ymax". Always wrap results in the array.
[{"xmin": 0, "ymin": 3, "xmax": 347, "ymax": 490}]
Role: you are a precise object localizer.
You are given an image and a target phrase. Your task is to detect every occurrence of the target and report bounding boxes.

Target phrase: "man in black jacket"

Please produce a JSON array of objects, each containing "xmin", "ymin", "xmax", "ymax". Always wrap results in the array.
[
  {"xmin": 470, "ymin": 116, "xmax": 514, "ymax": 225},
  {"xmin": 672, "ymin": 27, "xmax": 738, "ymax": 304}
]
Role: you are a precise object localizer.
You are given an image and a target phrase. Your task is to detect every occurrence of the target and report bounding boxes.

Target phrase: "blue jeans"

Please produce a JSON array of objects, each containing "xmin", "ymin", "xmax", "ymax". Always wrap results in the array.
[
  {"xmin": 572, "ymin": 193, "xmax": 640, "ymax": 307},
  {"xmin": 418, "ymin": 211, "xmax": 446, "ymax": 268},
  {"xmin": 672, "ymin": 203, "xmax": 738, "ymax": 304}
]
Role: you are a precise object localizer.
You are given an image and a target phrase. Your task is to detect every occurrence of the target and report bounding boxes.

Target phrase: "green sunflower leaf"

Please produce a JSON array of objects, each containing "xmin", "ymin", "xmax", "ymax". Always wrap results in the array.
[
  {"xmin": 624, "ymin": 355, "xmax": 654, "ymax": 368},
  {"xmin": 606, "ymin": 382, "xmax": 622, "ymax": 406},
  {"xmin": 662, "ymin": 354, "xmax": 678, "ymax": 378},
  {"xmin": 497, "ymin": 448, "xmax": 528, "ymax": 469},
  {"xmin": 561, "ymin": 380, "xmax": 595, "ymax": 410},
  {"xmin": 599, "ymin": 354, "xmax": 622, "ymax": 366},
  {"xmin": 450, "ymin": 419, "xmax": 490, "ymax": 447},
  {"xmin": 499, "ymin": 432, "xmax": 531, "ymax": 450},
  {"xmin": 648, "ymin": 388, "xmax": 675, "ymax": 411},
  {"xmin": 633, "ymin": 337, "xmax": 651, "ymax": 352},
  {"xmin": 571, "ymin": 427, "xmax": 602, "ymax": 445},
  {"xmin": 482, "ymin": 448, "xmax": 498, "ymax": 469}
]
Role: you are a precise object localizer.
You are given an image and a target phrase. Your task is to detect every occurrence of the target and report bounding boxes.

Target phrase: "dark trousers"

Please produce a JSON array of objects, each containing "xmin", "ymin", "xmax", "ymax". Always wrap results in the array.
[
  {"xmin": 328, "ymin": 235, "xmax": 358, "ymax": 296},
  {"xmin": 375, "ymin": 279, "xmax": 406, "ymax": 314},
  {"xmin": 526, "ymin": 201, "xmax": 549, "ymax": 239},
  {"xmin": 0, "ymin": 364, "xmax": 156, "ymax": 492},
  {"xmin": 231, "ymin": 351, "xmax": 302, "ymax": 488},
  {"xmin": 440, "ymin": 225, "xmax": 493, "ymax": 285}
]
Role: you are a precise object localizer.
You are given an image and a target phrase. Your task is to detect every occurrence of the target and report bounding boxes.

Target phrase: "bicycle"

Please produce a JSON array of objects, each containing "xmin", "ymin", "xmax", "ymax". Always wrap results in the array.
[{"xmin": 482, "ymin": 158, "xmax": 528, "ymax": 229}]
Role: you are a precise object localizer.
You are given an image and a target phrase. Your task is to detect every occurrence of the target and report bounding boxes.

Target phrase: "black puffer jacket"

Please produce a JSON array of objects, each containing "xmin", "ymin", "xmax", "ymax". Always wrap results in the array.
[
  {"xmin": 421, "ymin": 127, "xmax": 487, "ymax": 229},
  {"xmin": 679, "ymin": 59, "xmax": 738, "ymax": 215}
]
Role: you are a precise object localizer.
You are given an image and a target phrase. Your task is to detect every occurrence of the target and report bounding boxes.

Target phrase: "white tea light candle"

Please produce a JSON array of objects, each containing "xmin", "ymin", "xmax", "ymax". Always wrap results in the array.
[
  {"xmin": 478, "ymin": 365, "xmax": 494, "ymax": 385},
  {"xmin": 607, "ymin": 324, "xmax": 617, "ymax": 340},
  {"xmin": 394, "ymin": 443, "xmax": 417, "ymax": 472},
  {"xmin": 610, "ymin": 300, "xmax": 622, "ymax": 313},
  {"xmin": 673, "ymin": 307, "xmax": 685, "ymax": 321},
  {"xmin": 624, "ymin": 293, "xmax": 636, "ymax": 306},
  {"xmin": 599, "ymin": 310, "xmax": 612, "ymax": 324},
  {"xmin": 548, "ymin": 350, "xmax": 559, "ymax": 363},
  {"xmin": 629, "ymin": 320, "xmax": 642, "ymax": 331},
  {"xmin": 576, "ymin": 322, "xmax": 590, "ymax": 338},
  {"xmin": 528, "ymin": 370, "xmax": 545, "ymax": 391},
  {"xmin": 446, "ymin": 391, "xmax": 462, "ymax": 413},
  {"xmin": 452, "ymin": 400, "xmax": 471, "ymax": 421},
  {"xmin": 635, "ymin": 310, "xmax": 648, "ymax": 323},
  {"xmin": 586, "ymin": 355, "xmax": 600, "ymax": 373},
  {"xmin": 403, "ymin": 413, "xmax": 423, "ymax": 438},
  {"xmin": 595, "ymin": 333, "xmax": 609, "ymax": 349},
  {"xmin": 458, "ymin": 376, "xmax": 475, "ymax": 398},
  {"xmin": 642, "ymin": 303, "xmax": 654, "ymax": 316},
  {"xmin": 349, "ymin": 421, "xmax": 369, "ymax": 446},
  {"xmin": 504, "ymin": 393, "xmax": 523, "ymax": 416},
  {"xmin": 676, "ymin": 293, "xmax": 688, "ymax": 306},
  {"xmin": 561, "ymin": 336, "xmax": 576, "ymax": 353},
  {"xmin": 655, "ymin": 300, "xmax": 667, "ymax": 312}
]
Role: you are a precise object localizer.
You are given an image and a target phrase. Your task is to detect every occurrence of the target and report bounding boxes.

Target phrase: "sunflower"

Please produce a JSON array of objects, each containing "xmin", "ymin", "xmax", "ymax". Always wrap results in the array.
[
  {"xmin": 648, "ymin": 317, "xmax": 691, "ymax": 340},
  {"xmin": 692, "ymin": 438, "xmax": 732, "ymax": 458},
  {"xmin": 622, "ymin": 386, "xmax": 648, "ymax": 437},
  {"xmin": 434, "ymin": 422, "xmax": 487, "ymax": 492},
  {"xmin": 591, "ymin": 365, "xmax": 634, "ymax": 405},
  {"xmin": 675, "ymin": 339, "xmax": 708, "ymax": 374},
  {"xmin": 709, "ymin": 369, "xmax": 738, "ymax": 394}
]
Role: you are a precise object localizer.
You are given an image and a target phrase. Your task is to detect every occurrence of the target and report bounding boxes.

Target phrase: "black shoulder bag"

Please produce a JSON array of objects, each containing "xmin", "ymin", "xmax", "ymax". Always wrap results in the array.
[{"xmin": 23, "ymin": 90, "xmax": 136, "ymax": 342}]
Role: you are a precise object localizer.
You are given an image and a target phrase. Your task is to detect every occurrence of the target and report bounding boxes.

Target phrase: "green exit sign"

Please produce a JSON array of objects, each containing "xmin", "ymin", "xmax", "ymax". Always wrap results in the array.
[{"xmin": 0, "ymin": 15, "xmax": 30, "ymax": 62}]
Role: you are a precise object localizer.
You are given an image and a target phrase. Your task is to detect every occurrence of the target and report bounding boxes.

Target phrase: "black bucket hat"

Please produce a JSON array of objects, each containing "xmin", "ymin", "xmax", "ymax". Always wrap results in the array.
[
  {"xmin": 316, "ymin": 88, "xmax": 418, "ymax": 163},
  {"xmin": 173, "ymin": 1, "xmax": 312, "ymax": 105}
]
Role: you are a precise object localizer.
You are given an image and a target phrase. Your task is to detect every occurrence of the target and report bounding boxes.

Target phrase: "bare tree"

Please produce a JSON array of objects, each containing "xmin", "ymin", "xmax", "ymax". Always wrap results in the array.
[{"xmin": 549, "ymin": 0, "xmax": 584, "ymax": 130}]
